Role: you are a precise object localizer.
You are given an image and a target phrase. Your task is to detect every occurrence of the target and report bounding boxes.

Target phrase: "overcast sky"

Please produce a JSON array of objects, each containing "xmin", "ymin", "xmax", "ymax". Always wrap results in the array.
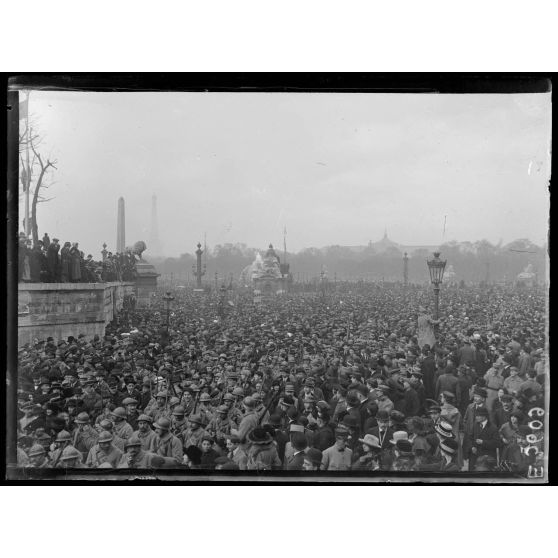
[{"xmin": 21, "ymin": 91, "xmax": 550, "ymax": 258}]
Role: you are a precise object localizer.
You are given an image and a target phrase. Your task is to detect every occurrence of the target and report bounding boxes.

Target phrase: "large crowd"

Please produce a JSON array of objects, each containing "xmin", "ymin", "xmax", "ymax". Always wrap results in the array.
[
  {"xmin": 18, "ymin": 232, "xmax": 137, "ymax": 283},
  {"xmin": 15, "ymin": 282, "xmax": 547, "ymax": 475}
]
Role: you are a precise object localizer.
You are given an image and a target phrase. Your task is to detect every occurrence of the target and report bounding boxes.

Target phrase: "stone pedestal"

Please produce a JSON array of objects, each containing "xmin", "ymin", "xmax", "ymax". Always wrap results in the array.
[{"xmin": 135, "ymin": 261, "xmax": 159, "ymax": 308}]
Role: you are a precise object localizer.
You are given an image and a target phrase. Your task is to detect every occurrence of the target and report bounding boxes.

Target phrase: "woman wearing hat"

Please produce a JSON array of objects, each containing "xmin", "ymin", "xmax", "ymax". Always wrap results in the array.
[
  {"xmin": 352, "ymin": 434, "xmax": 382, "ymax": 471},
  {"xmin": 246, "ymin": 427, "xmax": 282, "ymax": 471}
]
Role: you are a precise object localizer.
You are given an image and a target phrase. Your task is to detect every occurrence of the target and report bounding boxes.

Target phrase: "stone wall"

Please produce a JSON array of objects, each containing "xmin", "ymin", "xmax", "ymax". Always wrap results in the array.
[{"xmin": 17, "ymin": 282, "xmax": 135, "ymax": 346}]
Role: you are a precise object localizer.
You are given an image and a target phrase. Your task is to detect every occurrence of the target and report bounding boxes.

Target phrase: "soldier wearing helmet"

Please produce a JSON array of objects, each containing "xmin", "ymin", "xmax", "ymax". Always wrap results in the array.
[
  {"xmin": 49, "ymin": 429, "xmax": 75, "ymax": 467},
  {"xmin": 151, "ymin": 418, "xmax": 183, "ymax": 463},
  {"xmin": 182, "ymin": 414, "xmax": 207, "ymax": 449},
  {"xmin": 170, "ymin": 405, "xmax": 188, "ymax": 437},
  {"xmin": 133, "ymin": 414, "xmax": 157, "ymax": 451},
  {"xmin": 27, "ymin": 444, "xmax": 51, "ymax": 468},
  {"xmin": 197, "ymin": 392, "xmax": 215, "ymax": 425},
  {"xmin": 85, "ymin": 430, "xmax": 123, "ymax": 468},
  {"xmin": 111, "ymin": 407, "xmax": 133, "ymax": 441},
  {"xmin": 222, "ymin": 392, "xmax": 243, "ymax": 428},
  {"xmin": 72, "ymin": 412, "xmax": 99, "ymax": 461},
  {"xmin": 117, "ymin": 434, "xmax": 164, "ymax": 469},
  {"xmin": 59, "ymin": 446, "xmax": 84, "ymax": 468},
  {"xmin": 146, "ymin": 390, "xmax": 171, "ymax": 423},
  {"xmin": 205, "ymin": 404, "xmax": 233, "ymax": 443}
]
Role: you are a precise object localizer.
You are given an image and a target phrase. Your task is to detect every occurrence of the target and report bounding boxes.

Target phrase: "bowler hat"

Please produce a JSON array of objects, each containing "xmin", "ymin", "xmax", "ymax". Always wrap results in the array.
[
  {"xmin": 473, "ymin": 386, "xmax": 488, "ymax": 398},
  {"xmin": 475, "ymin": 407, "xmax": 489, "ymax": 418},
  {"xmin": 376, "ymin": 410, "xmax": 390, "ymax": 421}
]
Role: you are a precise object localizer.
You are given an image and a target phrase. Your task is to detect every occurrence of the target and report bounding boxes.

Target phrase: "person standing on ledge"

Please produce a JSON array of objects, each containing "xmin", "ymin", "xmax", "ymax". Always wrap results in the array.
[{"xmin": 417, "ymin": 306, "xmax": 439, "ymax": 350}]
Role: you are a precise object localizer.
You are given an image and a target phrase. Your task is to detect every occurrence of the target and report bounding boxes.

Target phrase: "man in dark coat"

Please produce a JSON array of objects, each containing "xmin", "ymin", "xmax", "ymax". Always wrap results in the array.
[
  {"xmin": 465, "ymin": 406, "xmax": 500, "ymax": 471},
  {"xmin": 313, "ymin": 411, "xmax": 335, "ymax": 451},
  {"xmin": 47, "ymin": 238, "xmax": 60, "ymax": 281},
  {"xmin": 366, "ymin": 409, "xmax": 394, "ymax": 450},
  {"xmin": 420, "ymin": 347, "xmax": 437, "ymax": 400},
  {"xmin": 42, "ymin": 232, "xmax": 51, "ymax": 250}
]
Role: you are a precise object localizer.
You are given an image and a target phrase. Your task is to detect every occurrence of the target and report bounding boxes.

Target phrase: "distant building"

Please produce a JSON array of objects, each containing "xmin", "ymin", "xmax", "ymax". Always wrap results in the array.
[{"xmin": 347, "ymin": 231, "xmax": 439, "ymax": 256}]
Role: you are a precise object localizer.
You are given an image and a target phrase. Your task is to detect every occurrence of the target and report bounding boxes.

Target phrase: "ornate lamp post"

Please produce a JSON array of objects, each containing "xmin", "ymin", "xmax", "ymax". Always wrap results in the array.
[
  {"xmin": 162, "ymin": 291, "xmax": 175, "ymax": 335},
  {"xmin": 426, "ymin": 251, "xmax": 447, "ymax": 320},
  {"xmin": 192, "ymin": 242, "xmax": 206, "ymax": 289}
]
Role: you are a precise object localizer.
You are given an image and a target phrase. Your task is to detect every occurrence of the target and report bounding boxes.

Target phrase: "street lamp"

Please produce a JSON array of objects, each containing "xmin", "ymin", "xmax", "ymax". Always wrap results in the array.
[
  {"xmin": 162, "ymin": 291, "xmax": 175, "ymax": 334},
  {"xmin": 426, "ymin": 251, "xmax": 447, "ymax": 320},
  {"xmin": 403, "ymin": 252, "xmax": 409, "ymax": 286}
]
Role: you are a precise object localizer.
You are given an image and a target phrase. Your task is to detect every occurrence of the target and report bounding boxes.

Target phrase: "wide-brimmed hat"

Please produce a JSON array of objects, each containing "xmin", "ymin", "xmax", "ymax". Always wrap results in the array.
[
  {"xmin": 358, "ymin": 434, "xmax": 381, "ymax": 449},
  {"xmin": 247, "ymin": 427, "xmax": 273, "ymax": 445},
  {"xmin": 390, "ymin": 431, "xmax": 408, "ymax": 444}
]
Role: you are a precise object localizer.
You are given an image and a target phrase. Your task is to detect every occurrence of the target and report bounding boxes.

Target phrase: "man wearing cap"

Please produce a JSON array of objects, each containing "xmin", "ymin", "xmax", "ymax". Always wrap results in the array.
[
  {"xmin": 121, "ymin": 397, "xmax": 140, "ymax": 430},
  {"xmin": 151, "ymin": 418, "xmax": 183, "ymax": 463},
  {"xmin": 321, "ymin": 428, "xmax": 352, "ymax": 471},
  {"xmin": 465, "ymin": 406, "xmax": 500, "ymax": 471},
  {"xmin": 85, "ymin": 430, "xmax": 123, "ymax": 468}
]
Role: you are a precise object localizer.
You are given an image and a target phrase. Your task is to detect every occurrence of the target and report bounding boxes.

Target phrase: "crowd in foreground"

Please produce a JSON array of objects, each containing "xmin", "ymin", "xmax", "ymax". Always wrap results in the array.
[
  {"xmin": 15, "ymin": 283, "xmax": 547, "ymax": 475},
  {"xmin": 18, "ymin": 232, "xmax": 137, "ymax": 283}
]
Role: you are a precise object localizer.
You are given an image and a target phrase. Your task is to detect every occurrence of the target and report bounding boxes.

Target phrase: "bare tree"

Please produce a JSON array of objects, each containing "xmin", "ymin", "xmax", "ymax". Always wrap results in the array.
[{"xmin": 25, "ymin": 129, "xmax": 57, "ymax": 245}]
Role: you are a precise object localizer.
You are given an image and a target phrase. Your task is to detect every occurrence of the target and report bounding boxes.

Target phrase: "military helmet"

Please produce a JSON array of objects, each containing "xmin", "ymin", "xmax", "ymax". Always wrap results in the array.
[
  {"xmin": 172, "ymin": 405, "xmax": 186, "ymax": 416},
  {"xmin": 111, "ymin": 407, "xmax": 127, "ymax": 419},
  {"xmin": 199, "ymin": 392, "xmax": 211, "ymax": 403},
  {"xmin": 121, "ymin": 397, "xmax": 138, "ymax": 406},
  {"xmin": 217, "ymin": 405, "xmax": 229, "ymax": 414},
  {"xmin": 154, "ymin": 417, "xmax": 171, "ymax": 431},
  {"xmin": 138, "ymin": 414, "xmax": 153, "ymax": 423},
  {"xmin": 60, "ymin": 446, "xmax": 82, "ymax": 461},
  {"xmin": 74, "ymin": 412, "xmax": 90, "ymax": 424},
  {"xmin": 55, "ymin": 430, "xmax": 72, "ymax": 442},
  {"xmin": 98, "ymin": 431, "xmax": 114, "ymax": 443},
  {"xmin": 125, "ymin": 434, "xmax": 143, "ymax": 448},
  {"xmin": 28, "ymin": 444, "xmax": 47, "ymax": 457}
]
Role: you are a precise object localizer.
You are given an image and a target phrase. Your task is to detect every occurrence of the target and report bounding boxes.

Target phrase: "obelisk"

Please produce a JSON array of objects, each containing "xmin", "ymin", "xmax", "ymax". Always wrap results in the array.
[{"xmin": 117, "ymin": 197, "xmax": 125, "ymax": 253}]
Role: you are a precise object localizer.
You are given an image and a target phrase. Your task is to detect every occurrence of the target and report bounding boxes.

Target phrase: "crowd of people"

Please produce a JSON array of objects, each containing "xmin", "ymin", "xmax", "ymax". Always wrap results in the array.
[
  {"xmin": 15, "ymin": 282, "xmax": 547, "ymax": 476},
  {"xmin": 18, "ymin": 232, "xmax": 137, "ymax": 283}
]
